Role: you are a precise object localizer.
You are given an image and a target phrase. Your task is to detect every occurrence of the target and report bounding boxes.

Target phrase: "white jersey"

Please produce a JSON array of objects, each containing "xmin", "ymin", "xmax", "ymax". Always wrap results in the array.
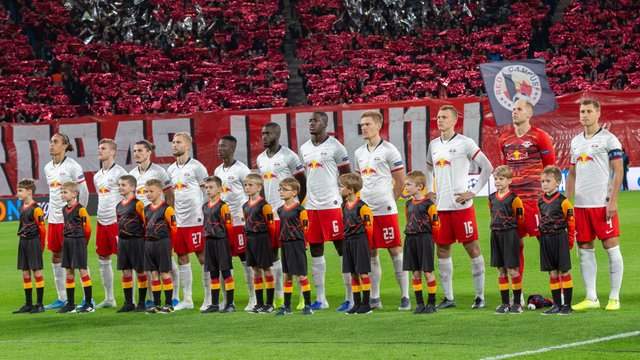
[
  {"xmin": 354, "ymin": 140, "xmax": 404, "ymax": 215},
  {"xmin": 299, "ymin": 136, "xmax": 350, "ymax": 210},
  {"xmin": 44, "ymin": 157, "xmax": 85, "ymax": 224},
  {"xmin": 129, "ymin": 163, "xmax": 172, "ymax": 206},
  {"xmin": 570, "ymin": 128, "xmax": 623, "ymax": 208},
  {"xmin": 257, "ymin": 146, "xmax": 305, "ymax": 220},
  {"xmin": 427, "ymin": 134, "xmax": 481, "ymax": 211},
  {"xmin": 167, "ymin": 158, "xmax": 208, "ymax": 227},
  {"xmin": 214, "ymin": 160, "xmax": 251, "ymax": 227},
  {"xmin": 94, "ymin": 164, "xmax": 127, "ymax": 225}
]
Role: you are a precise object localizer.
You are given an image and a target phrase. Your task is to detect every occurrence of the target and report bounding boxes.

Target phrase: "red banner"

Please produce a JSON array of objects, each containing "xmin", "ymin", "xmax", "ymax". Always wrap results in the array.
[{"xmin": 1, "ymin": 91, "xmax": 638, "ymax": 197}]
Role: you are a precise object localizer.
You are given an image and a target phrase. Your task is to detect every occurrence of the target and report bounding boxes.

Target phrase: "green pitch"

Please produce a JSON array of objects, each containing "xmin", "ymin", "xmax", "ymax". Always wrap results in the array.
[{"xmin": 1, "ymin": 193, "xmax": 639, "ymax": 359}]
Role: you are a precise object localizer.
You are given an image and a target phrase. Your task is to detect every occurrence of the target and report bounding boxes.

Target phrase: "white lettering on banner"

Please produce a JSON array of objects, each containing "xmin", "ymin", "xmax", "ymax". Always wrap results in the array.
[
  {"xmin": 151, "ymin": 118, "xmax": 192, "ymax": 162},
  {"xmin": 13, "ymin": 125, "xmax": 51, "ymax": 193},
  {"xmin": 0, "ymin": 127, "xmax": 12, "ymax": 196},
  {"xmin": 230, "ymin": 115, "xmax": 249, "ymax": 166},
  {"xmin": 59, "ymin": 123, "xmax": 100, "ymax": 172},
  {"xmin": 389, "ymin": 107, "xmax": 428, "ymax": 171},
  {"xmin": 270, "ymin": 113, "xmax": 289, "ymax": 148},
  {"xmin": 113, "ymin": 120, "xmax": 144, "ymax": 166}
]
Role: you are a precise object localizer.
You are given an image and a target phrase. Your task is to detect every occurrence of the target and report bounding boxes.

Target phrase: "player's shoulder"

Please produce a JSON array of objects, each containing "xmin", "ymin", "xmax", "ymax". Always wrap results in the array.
[
  {"xmin": 499, "ymin": 127, "xmax": 516, "ymax": 140},
  {"xmin": 381, "ymin": 139, "xmax": 400, "ymax": 151},
  {"xmin": 114, "ymin": 164, "xmax": 128, "ymax": 175},
  {"xmin": 354, "ymin": 142, "xmax": 368, "ymax": 154},
  {"xmin": 299, "ymin": 139, "xmax": 313, "ymax": 151},
  {"xmin": 189, "ymin": 158, "xmax": 207, "ymax": 168},
  {"xmin": 166, "ymin": 161, "xmax": 178, "ymax": 172},
  {"xmin": 256, "ymin": 150, "xmax": 268, "ymax": 164},
  {"xmin": 530, "ymin": 125, "xmax": 550, "ymax": 137},
  {"xmin": 599, "ymin": 128, "xmax": 621, "ymax": 142}
]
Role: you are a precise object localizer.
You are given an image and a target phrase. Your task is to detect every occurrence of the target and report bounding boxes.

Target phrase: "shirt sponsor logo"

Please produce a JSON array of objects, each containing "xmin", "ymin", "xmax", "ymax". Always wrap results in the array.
[
  {"xmin": 98, "ymin": 186, "xmax": 112, "ymax": 195},
  {"xmin": 263, "ymin": 172, "xmax": 278, "ymax": 182},
  {"xmin": 576, "ymin": 154, "xmax": 594, "ymax": 165},
  {"xmin": 221, "ymin": 185, "xmax": 231, "ymax": 194},
  {"xmin": 361, "ymin": 167, "xmax": 377, "ymax": 176},
  {"xmin": 434, "ymin": 158, "xmax": 452, "ymax": 168},
  {"xmin": 49, "ymin": 180, "xmax": 62, "ymax": 188},
  {"xmin": 307, "ymin": 161, "xmax": 324, "ymax": 170},
  {"xmin": 507, "ymin": 150, "xmax": 529, "ymax": 161},
  {"xmin": 174, "ymin": 182, "xmax": 189, "ymax": 191},
  {"xmin": 136, "ymin": 187, "xmax": 146, "ymax": 196},
  {"xmin": 522, "ymin": 141, "xmax": 533, "ymax": 148}
]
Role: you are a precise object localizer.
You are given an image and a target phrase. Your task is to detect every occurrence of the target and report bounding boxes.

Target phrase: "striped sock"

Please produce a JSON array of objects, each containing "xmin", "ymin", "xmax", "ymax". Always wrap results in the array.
[
  {"xmin": 23, "ymin": 277, "xmax": 33, "ymax": 306},
  {"xmin": 122, "ymin": 275, "xmax": 133, "ymax": 304},
  {"xmin": 300, "ymin": 278, "xmax": 311, "ymax": 306},
  {"xmin": 265, "ymin": 275, "xmax": 275, "ymax": 306},
  {"xmin": 561, "ymin": 274, "xmax": 573, "ymax": 306},
  {"xmin": 162, "ymin": 277, "xmax": 173, "ymax": 306},
  {"xmin": 81, "ymin": 276, "xmax": 92, "ymax": 305},
  {"xmin": 137, "ymin": 274, "xmax": 148, "ymax": 305},
  {"xmin": 35, "ymin": 275, "xmax": 44, "ymax": 305},
  {"xmin": 412, "ymin": 278, "xmax": 424, "ymax": 305},
  {"xmin": 66, "ymin": 278, "xmax": 76, "ymax": 306},
  {"xmin": 511, "ymin": 275, "xmax": 522, "ymax": 305},
  {"xmin": 361, "ymin": 277, "xmax": 371, "ymax": 305},
  {"xmin": 351, "ymin": 279, "xmax": 361, "ymax": 307},
  {"xmin": 224, "ymin": 275, "xmax": 234, "ymax": 306},
  {"xmin": 211, "ymin": 277, "xmax": 221, "ymax": 306},
  {"xmin": 427, "ymin": 279, "xmax": 437, "ymax": 306},
  {"xmin": 151, "ymin": 280, "xmax": 162, "ymax": 306},
  {"xmin": 284, "ymin": 280, "xmax": 293, "ymax": 308},
  {"xmin": 254, "ymin": 277, "xmax": 264, "ymax": 306},
  {"xmin": 499, "ymin": 277, "xmax": 509, "ymax": 305}
]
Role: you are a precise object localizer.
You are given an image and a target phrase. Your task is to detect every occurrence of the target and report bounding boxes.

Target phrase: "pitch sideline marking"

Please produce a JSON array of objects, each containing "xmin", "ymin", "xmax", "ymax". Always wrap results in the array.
[{"xmin": 481, "ymin": 330, "xmax": 640, "ymax": 360}]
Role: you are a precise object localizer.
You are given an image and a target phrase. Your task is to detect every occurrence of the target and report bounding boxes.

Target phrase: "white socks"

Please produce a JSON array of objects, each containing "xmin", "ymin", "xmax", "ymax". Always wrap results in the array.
[
  {"xmin": 171, "ymin": 258, "xmax": 180, "ymax": 301},
  {"xmin": 273, "ymin": 259, "xmax": 284, "ymax": 299},
  {"xmin": 179, "ymin": 264, "xmax": 193, "ymax": 303},
  {"xmin": 470, "ymin": 255, "xmax": 485, "ymax": 300},
  {"xmin": 53, "ymin": 262, "xmax": 67, "ymax": 301},
  {"xmin": 242, "ymin": 261, "xmax": 255, "ymax": 301},
  {"xmin": 579, "ymin": 248, "xmax": 598, "ymax": 301},
  {"xmin": 201, "ymin": 264, "xmax": 211, "ymax": 306},
  {"xmin": 311, "ymin": 256, "xmax": 327, "ymax": 302},
  {"xmin": 392, "ymin": 254, "xmax": 409, "ymax": 299},
  {"xmin": 370, "ymin": 255, "xmax": 382, "ymax": 299},
  {"xmin": 438, "ymin": 257, "xmax": 454, "ymax": 300},
  {"xmin": 606, "ymin": 246, "xmax": 623, "ymax": 300},
  {"xmin": 340, "ymin": 256, "xmax": 353, "ymax": 303},
  {"xmin": 98, "ymin": 258, "xmax": 114, "ymax": 302}
]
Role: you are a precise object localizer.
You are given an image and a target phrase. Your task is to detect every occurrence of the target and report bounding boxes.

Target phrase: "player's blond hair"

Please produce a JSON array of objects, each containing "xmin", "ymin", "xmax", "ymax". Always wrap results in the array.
[
  {"xmin": 439, "ymin": 105, "xmax": 458, "ymax": 119},
  {"xmin": 406, "ymin": 171, "xmax": 427, "ymax": 188},
  {"xmin": 361, "ymin": 111, "xmax": 384, "ymax": 126},
  {"xmin": 493, "ymin": 165, "xmax": 513, "ymax": 179},
  {"xmin": 145, "ymin": 179, "xmax": 164, "ymax": 189},
  {"xmin": 205, "ymin": 175, "xmax": 223, "ymax": 187},
  {"xmin": 280, "ymin": 177, "xmax": 300, "ymax": 194},
  {"xmin": 243, "ymin": 173, "xmax": 263, "ymax": 187},
  {"xmin": 339, "ymin": 173, "xmax": 363, "ymax": 193},
  {"xmin": 541, "ymin": 165, "xmax": 563, "ymax": 182},
  {"xmin": 61, "ymin": 181, "xmax": 78, "ymax": 193},
  {"xmin": 99, "ymin": 138, "xmax": 117, "ymax": 150},
  {"xmin": 580, "ymin": 99, "xmax": 601, "ymax": 112},
  {"xmin": 174, "ymin": 132, "xmax": 192, "ymax": 144}
]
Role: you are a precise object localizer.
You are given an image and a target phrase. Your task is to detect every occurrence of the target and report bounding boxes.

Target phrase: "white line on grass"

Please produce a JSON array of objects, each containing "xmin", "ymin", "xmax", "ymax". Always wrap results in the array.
[{"xmin": 481, "ymin": 331, "xmax": 640, "ymax": 360}]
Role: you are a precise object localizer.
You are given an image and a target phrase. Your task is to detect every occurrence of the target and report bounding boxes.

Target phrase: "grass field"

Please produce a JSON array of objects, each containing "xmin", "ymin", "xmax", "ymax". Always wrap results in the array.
[{"xmin": 1, "ymin": 192, "xmax": 639, "ymax": 359}]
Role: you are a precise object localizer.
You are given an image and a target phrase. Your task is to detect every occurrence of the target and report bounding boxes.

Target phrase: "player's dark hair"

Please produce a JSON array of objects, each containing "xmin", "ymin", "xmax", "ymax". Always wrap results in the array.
[
  {"xmin": 17, "ymin": 178, "xmax": 36, "ymax": 194},
  {"xmin": 135, "ymin": 140, "xmax": 156, "ymax": 152},
  {"xmin": 220, "ymin": 135, "xmax": 237, "ymax": 145},
  {"xmin": 311, "ymin": 112, "xmax": 329, "ymax": 125},
  {"xmin": 56, "ymin": 133, "xmax": 74, "ymax": 152},
  {"xmin": 263, "ymin": 122, "xmax": 281, "ymax": 136},
  {"xmin": 119, "ymin": 175, "xmax": 137, "ymax": 188},
  {"xmin": 205, "ymin": 175, "xmax": 223, "ymax": 187}
]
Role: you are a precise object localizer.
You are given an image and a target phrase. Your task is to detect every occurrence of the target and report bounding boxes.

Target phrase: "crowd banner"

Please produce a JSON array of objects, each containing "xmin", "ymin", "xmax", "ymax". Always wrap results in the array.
[{"xmin": 0, "ymin": 90, "xmax": 638, "ymax": 198}]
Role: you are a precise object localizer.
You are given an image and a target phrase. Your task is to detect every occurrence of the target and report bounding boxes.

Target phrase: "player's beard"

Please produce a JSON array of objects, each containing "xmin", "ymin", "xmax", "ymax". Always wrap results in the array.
[{"xmin": 173, "ymin": 150, "xmax": 185, "ymax": 157}]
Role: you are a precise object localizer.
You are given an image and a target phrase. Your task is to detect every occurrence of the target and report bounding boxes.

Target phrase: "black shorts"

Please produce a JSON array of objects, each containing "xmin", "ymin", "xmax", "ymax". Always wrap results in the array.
[
  {"xmin": 540, "ymin": 231, "xmax": 571, "ymax": 272},
  {"xmin": 342, "ymin": 233, "xmax": 371, "ymax": 274},
  {"xmin": 17, "ymin": 237, "xmax": 43, "ymax": 271},
  {"xmin": 281, "ymin": 240, "xmax": 307, "ymax": 276},
  {"xmin": 61, "ymin": 237, "xmax": 88, "ymax": 269},
  {"xmin": 490, "ymin": 228, "xmax": 520, "ymax": 269},
  {"xmin": 205, "ymin": 237, "xmax": 233, "ymax": 273},
  {"xmin": 144, "ymin": 238, "xmax": 173, "ymax": 272},
  {"xmin": 246, "ymin": 232, "xmax": 273, "ymax": 269},
  {"xmin": 403, "ymin": 233, "xmax": 434, "ymax": 272},
  {"xmin": 117, "ymin": 237, "xmax": 145, "ymax": 272}
]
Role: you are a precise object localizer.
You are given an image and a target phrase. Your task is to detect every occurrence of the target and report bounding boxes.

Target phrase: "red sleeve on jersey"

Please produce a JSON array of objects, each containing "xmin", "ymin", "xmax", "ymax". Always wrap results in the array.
[{"xmin": 535, "ymin": 128, "xmax": 556, "ymax": 166}]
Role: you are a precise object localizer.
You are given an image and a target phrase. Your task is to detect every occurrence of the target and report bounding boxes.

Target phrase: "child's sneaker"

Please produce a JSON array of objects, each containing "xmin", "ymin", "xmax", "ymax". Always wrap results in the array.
[
  {"xmin": 117, "ymin": 303, "xmax": 136, "ymax": 313},
  {"xmin": 158, "ymin": 305, "xmax": 174, "ymax": 314},
  {"xmin": 30, "ymin": 304, "xmax": 45, "ymax": 313},
  {"xmin": 12, "ymin": 304, "xmax": 33, "ymax": 314},
  {"xmin": 558, "ymin": 305, "xmax": 574, "ymax": 315},
  {"xmin": 423, "ymin": 304, "xmax": 437, "ymax": 314},
  {"xmin": 220, "ymin": 304, "xmax": 236, "ymax": 313},
  {"xmin": 133, "ymin": 303, "xmax": 147, "ymax": 312},
  {"xmin": 259, "ymin": 304, "xmax": 275, "ymax": 314},
  {"xmin": 56, "ymin": 303, "xmax": 77, "ymax": 314},
  {"xmin": 275, "ymin": 307, "xmax": 292, "ymax": 316},
  {"xmin": 495, "ymin": 304, "xmax": 510, "ymax": 314},
  {"xmin": 509, "ymin": 304, "xmax": 523, "ymax": 314},
  {"xmin": 356, "ymin": 304, "xmax": 372, "ymax": 314},
  {"xmin": 200, "ymin": 305, "xmax": 219, "ymax": 313},
  {"xmin": 346, "ymin": 304, "xmax": 360, "ymax": 315},
  {"xmin": 301, "ymin": 305, "xmax": 314, "ymax": 315},
  {"xmin": 77, "ymin": 303, "xmax": 95, "ymax": 313},
  {"xmin": 250, "ymin": 304, "xmax": 263, "ymax": 314},
  {"xmin": 413, "ymin": 304, "xmax": 426, "ymax": 315},
  {"xmin": 542, "ymin": 305, "xmax": 561, "ymax": 315},
  {"xmin": 145, "ymin": 306, "xmax": 161, "ymax": 314}
]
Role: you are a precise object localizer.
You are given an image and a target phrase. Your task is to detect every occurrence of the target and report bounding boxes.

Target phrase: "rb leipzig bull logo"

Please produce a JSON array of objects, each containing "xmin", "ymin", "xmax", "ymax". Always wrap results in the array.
[
  {"xmin": 263, "ymin": 172, "xmax": 278, "ymax": 182},
  {"xmin": 307, "ymin": 161, "xmax": 324, "ymax": 170},
  {"xmin": 361, "ymin": 167, "xmax": 377, "ymax": 176},
  {"xmin": 576, "ymin": 154, "xmax": 594, "ymax": 165},
  {"xmin": 174, "ymin": 182, "xmax": 189, "ymax": 191},
  {"xmin": 435, "ymin": 158, "xmax": 452, "ymax": 168}
]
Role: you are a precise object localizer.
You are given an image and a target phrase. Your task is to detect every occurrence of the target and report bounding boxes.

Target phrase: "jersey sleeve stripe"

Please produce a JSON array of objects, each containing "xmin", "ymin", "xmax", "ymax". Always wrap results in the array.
[
  {"xmin": 391, "ymin": 167, "xmax": 405, "ymax": 173},
  {"xmin": 337, "ymin": 163, "xmax": 350, "ymax": 168},
  {"xmin": 471, "ymin": 149, "xmax": 481, "ymax": 159}
]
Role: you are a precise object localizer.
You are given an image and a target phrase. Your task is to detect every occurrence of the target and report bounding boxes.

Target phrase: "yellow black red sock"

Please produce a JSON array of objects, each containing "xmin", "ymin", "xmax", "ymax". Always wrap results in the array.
[
  {"xmin": 284, "ymin": 280, "xmax": 293, "ymax": 308},
  {"xmin": 137, "ymin": 274, "xmax": 148, "ymax": 305},
  {"xmin": 254, "ymin": 277, "xmax": 264, "ymax": 306},
  {"xmin": 412, "ymin": 278, "xmax": 424, "ymax": 305},
  {"xmin": 211, "ymin": 277, "xmax": 221, "ymax": 306},
  {"xmin": 427, "ymin": 279, "xmax": 437, "ymax": 306},
  {"xmin": 351, "ymin": 279, "xmax": 361, "ymax": 306},
  {"xmin": 511, "ymin": 275, "xmax": 522, "ymax": 305},
  {"xmin": 66, "ymin": 278, "xmax": 75, "ymax": 305},
  {"xmin": 151, "ymin": 280, "xmax": 162, "ymax": 306},
  {"xmin": 561, "ymin": 274, "xmax": 573, "ymax": 306},
  {"xmin": 23, "ymin": 277, "xmax": 33, "ymax": 306},
  {"xmin": 81, "ymin": 275, "xmax": 92, "ymax": 305},
  {"xmin": 35, "ymin": 275, "xmax": 44, "ymax": 305},
  {"xmin": 224, "ymin": 275, "xmax": 234, "ymax": 306},
  {"xmin": 361, "ymin": 277, "xmax": 371, "ymax": 305},
  {"xmin": 265, "ymin": 275, "xmax": 275, "ymax": 306},
  {"xmin": 550, "ymin": 277, "xmax": 561, "ymax": 305},
  {"xmin": 162, "ymin": 277, "xmax": 173, "ymax": 306},
  {"xmin": 300, "ymin": 278, "xmax": 311, "ymax": 306},
  {"xmin": 122, "ymin": 275, "xmax": 133, "ymax": 304},
  {"xmin": 499, "ymin": 277, "xmax": 509, "ymax": 304}
]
